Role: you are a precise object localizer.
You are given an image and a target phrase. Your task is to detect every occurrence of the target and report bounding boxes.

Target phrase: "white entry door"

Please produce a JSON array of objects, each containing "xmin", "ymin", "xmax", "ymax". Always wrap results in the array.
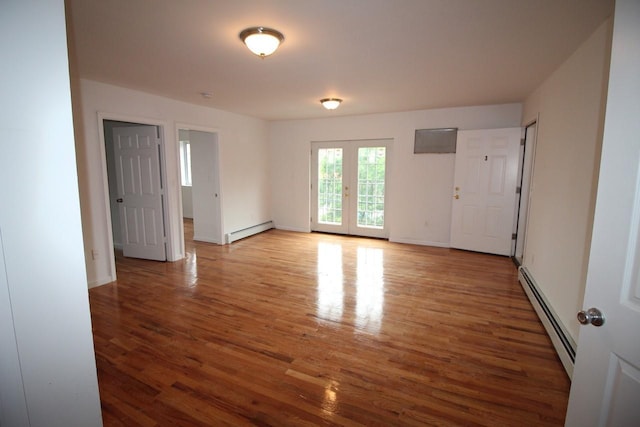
[
  {"xmin": 450, "ymin": 128, "xmax": 521, "ymax": 256},
  {"xmin": 565, "ymin": 0, "xmax": 640, "ymax": 424},
  {"xmin": 112, "ymin": 126, "xmax": 167, "ymax": 261},
  {"xmin": 311, "ymin": 140, "xmax": 390, "ymax": 238}
]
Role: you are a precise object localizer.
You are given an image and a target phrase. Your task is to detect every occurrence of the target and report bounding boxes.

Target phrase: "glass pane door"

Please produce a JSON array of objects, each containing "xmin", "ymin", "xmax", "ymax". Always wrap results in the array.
[
  {"xmin": 356, "ymin": 147, "xmax": 386, "ymax": 230},
  {"xmin": 318, "ymin": 148, "xmax": 343, "ymax": 226},
  {"xmin": 312, "ymin": 143, "xmax": 349, "ymax": 234},
  {"xmin": 312, "ymin": 140, "xmax": 390, "ymax": 238}
]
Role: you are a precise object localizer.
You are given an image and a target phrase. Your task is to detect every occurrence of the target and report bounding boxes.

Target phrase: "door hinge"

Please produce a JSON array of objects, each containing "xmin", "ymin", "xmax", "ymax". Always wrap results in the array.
[
  {"xmin": 516, "ymin": 186, "xmax": 521, "ymax": 194},
  {"xmin": 512, "ymin": 233, "xmax": 517, "ymax": 240},
  {"xmin": 520, "ymin": 138, "xmax": 525, "ymax": 146}
]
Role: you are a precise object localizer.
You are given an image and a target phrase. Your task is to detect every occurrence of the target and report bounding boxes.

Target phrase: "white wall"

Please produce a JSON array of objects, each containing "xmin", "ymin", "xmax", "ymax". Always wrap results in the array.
[
  {"xmin": 521, "ymin": 19, "xmax": 611, "ymax": 341},
  {"xmin": 0, "ymin": 1, "xmax": 103, "ymax": 425},
  {"xmin": 74, "ymin": 80, "xmax": 271, "ymax": 286},
  {"xmin": 182, "ymin": 186, "xmax": 194, "ymax": 218},
  {"xmin": 269, "ymin": 104, "xmax": 522, "ymax": 245}
]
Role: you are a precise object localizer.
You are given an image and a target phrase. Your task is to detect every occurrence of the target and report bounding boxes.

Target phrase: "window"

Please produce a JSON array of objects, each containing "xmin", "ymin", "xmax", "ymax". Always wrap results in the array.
[{"xmin": 179, "ymin": 140, "xmax": 192, "ymax": 186}]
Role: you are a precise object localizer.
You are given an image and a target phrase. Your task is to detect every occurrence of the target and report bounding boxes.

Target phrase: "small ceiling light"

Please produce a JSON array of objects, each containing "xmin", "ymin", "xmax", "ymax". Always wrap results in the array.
[
  {"xmin": 320, "ymin": 98, "xmax": 343, "ymax": 110},
  {"xmin": 239, "ymin": 27, "xmax": 284, "ymax": 57}
]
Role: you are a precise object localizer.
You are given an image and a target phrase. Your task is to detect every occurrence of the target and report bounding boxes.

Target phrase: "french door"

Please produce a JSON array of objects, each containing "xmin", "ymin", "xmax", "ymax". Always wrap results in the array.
[{"xmin": 311, "ymin": 140, "xmax": 390, "ymax": 238}]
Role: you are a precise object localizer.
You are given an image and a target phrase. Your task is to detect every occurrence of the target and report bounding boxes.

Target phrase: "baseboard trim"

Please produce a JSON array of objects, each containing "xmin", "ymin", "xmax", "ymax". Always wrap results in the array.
[
  {"xmin": 193, "ymin": 235, "xmax": 223, "ymax": 245},
  {"xmin": 275, "ymin": 225, "xmax": 311, "ymax": 233},
  {"xmin": 226, "ymin": 221, "xmax": 274, "ymax": 244},
  {"xmin": 88, "ymin": 275, "xmax": 115, "ymax": 288},
  {"xmin": 518, "ymin": 267, "xmax": 576, "ymax": 378},
  {"xmin": 389, "ymin": 237, "xmax": 450, "ymax": 248}
]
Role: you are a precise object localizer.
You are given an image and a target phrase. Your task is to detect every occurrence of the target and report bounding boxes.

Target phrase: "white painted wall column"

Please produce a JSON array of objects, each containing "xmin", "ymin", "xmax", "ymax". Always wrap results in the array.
[{"xmin": 0, "ymin": 1, "xmax": 103, "ymax": 425}]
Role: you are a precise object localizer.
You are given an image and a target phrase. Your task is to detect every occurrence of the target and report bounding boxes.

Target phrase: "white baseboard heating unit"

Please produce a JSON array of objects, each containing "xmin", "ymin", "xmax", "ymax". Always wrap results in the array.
[
  {"xmin": 225, "ymin": 221, "xmax": 274, "ymax": 244},
  {"xmin": 518, "ymin": 267, "xmax": 576, "ymax": 378}
]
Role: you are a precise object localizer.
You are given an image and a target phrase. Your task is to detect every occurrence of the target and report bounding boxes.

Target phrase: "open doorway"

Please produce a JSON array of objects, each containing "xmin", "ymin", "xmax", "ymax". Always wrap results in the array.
[
  {"xmin": 512, "ymin": 122, "xmax": 537, "ymax": 265},
  {"xmin": 177, "ymin": 127, "xmax": 223, "ymax": 246}
]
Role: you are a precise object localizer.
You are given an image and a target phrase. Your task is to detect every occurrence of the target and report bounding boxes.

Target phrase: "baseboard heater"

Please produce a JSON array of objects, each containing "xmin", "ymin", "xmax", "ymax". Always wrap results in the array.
[
  {"xmin": 518, "ymin": 267, "xmax": 576, "ymax": 378},
  {"xmin": 225, "ymin": 221, "xmax": 274, "ymax": 244}
]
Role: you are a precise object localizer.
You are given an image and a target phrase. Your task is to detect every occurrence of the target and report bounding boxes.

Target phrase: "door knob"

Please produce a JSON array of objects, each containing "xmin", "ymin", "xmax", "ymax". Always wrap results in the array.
[
  {"xmin": 454, "ymin": 194, "xmax": 459, "ymax": 199},
  {"xmin": 577, "ymin": 307, "xmax": 605, "ymax": 327}
]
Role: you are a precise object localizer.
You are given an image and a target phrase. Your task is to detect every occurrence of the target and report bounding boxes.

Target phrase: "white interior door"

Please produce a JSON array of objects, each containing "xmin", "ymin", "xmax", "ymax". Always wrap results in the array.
[
  {"xmin": 514, "ymin": 123, "xmax": 537, "ymax": 263},
  {"xmin": 450, "ymin": 128, "xmax": 521, "ymax": 256},
  {"xmin": 312, "ymin": 140, "xmax": 390, "ymax": 238},
  {"xmin": 189, "ymin": 130, "xmax": 223, "ymax": 244},
  {"xmin": 565, "ymin": 1, "xmax": 640, "ymax": 424},
  {"xmin": 113, "ymin": 125, "xmax": 167, "ymax": 261}
]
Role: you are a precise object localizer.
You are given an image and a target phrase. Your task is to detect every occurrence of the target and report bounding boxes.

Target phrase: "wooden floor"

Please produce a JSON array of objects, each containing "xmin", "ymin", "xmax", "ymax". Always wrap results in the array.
[{"xmin": 89, "ymin": 220, "xmax": 570, "ymax": 426}]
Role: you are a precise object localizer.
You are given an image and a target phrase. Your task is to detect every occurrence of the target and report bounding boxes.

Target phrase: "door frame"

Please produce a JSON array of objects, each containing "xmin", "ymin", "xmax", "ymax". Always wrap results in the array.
[
  {"xmin": 175, "ymin": 123, "xmax": 224, "ymax": 249},
  {"xmin": 311, "ymin": 139, "xmax": 392, "ymax": 239},
  {"xmin": 97, "ymin": 112, "xmax": 173, "ymax": 281}
]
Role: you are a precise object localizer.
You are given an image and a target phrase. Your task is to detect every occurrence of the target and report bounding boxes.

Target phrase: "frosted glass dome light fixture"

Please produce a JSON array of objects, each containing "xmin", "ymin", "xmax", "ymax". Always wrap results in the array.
[
  {"xmin": 320, "ymin": 98, "xmax": 343, "ymax": 110},
  {"xmin": 239, "ymin": 27, "xmax": 284, "ymax": 57}
]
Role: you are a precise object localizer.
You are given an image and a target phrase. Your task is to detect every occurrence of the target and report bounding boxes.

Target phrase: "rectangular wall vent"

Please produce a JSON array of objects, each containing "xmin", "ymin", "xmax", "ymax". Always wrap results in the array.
[{"xmin": 414, "ymin": 128, "xmax": 458, "ymax": 154}]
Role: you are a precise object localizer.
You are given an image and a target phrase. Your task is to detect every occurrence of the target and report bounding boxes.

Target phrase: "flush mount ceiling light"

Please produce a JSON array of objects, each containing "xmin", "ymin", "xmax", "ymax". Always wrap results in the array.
[
  {"xmin": 320, "ymin": 98, "xmax": 343, "ymax": 110},
  {"xmin": 239, "ymin": 27, "xmax": 284, "ymax": 57}
]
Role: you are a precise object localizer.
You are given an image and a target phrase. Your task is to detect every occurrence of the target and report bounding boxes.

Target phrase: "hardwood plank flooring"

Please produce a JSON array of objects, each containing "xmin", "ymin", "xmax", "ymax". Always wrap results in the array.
[{"xmin": 89, "ymin": 220, "xmax": 570, "ymax": 426}]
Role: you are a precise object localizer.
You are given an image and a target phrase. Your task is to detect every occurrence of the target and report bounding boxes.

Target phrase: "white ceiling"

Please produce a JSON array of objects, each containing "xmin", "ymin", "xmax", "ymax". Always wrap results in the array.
[{"xmin": 66, "ymin": 0, "xmax": 613, "ymax": 121}]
